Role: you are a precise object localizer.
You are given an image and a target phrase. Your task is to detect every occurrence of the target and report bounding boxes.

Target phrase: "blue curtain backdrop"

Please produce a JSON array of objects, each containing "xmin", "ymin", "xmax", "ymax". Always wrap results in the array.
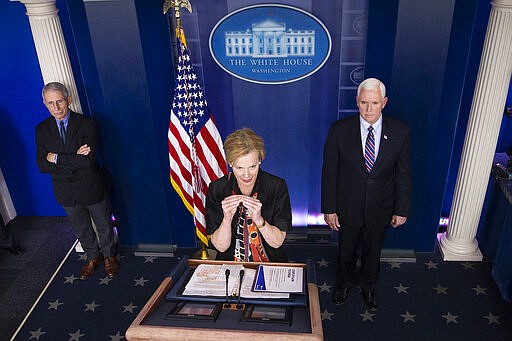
[
  {"xmin": 178, "ymin": 0, "xmax": 367, "ymax": 228},
  {"xmin": 2, "ymin": 0, "xmax": 507, "ymax": 251}
]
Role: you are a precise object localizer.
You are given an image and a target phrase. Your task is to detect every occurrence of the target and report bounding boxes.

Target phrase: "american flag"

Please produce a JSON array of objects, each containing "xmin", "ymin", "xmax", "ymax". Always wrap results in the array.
[{"xmin": 168, "ymin": 29, "xmax": 227, "ymax": 245}]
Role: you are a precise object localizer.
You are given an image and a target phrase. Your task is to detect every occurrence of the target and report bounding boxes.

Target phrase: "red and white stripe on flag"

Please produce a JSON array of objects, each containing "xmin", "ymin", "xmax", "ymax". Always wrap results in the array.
[{"xmin": 168, "ymin": 30, "xmax": 227, "ymax": 245}]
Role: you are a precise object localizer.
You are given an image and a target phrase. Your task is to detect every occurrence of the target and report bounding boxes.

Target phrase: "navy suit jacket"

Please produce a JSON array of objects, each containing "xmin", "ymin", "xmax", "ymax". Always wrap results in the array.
[
  {"xmin": 36, "ymin": 111, "xmax": 105, "ymax": 206},
  {"xmin": 321, "ymin": 115, "xmax": 411, "ymax": 228}
]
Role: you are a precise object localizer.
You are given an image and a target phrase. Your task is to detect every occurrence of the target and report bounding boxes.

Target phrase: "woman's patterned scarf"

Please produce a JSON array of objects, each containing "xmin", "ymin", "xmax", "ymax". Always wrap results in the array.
[{"xmin": 233, "ymin": 192, "xmax": 269, "ymax": 262}]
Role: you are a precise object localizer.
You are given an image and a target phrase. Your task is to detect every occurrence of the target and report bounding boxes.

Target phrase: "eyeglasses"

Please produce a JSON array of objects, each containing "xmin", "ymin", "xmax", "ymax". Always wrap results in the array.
[{"xmin": 45, "ymin": 98, "xmax": 67, "ymax": 108}]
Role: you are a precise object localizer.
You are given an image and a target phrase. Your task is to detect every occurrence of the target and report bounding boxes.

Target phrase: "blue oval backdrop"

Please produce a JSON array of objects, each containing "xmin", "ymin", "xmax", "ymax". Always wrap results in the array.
[{"xmin": 209, "ymin": 4, "xmax": 332, "ymax": 85}]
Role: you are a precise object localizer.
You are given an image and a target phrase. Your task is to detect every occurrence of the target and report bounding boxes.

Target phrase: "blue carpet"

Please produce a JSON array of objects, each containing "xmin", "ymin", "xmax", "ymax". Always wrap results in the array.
[
  {"xmin": 0, "ymin": 217, "xmax": 77, "ymax": 339},
  {"xmin": 13, "ymin": 245, "xmax": 512, "ymax": 341}
]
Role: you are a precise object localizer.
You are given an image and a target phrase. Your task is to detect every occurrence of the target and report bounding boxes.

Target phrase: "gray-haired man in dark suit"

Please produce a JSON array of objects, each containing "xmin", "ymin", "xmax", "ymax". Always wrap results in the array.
[
  {"xmin": 36, "ymin": 82, "xmax": 118, "ymax": 280},
  {"xmin": 322, "ymin": 78, "xmax": 411, "ymax": 311}
]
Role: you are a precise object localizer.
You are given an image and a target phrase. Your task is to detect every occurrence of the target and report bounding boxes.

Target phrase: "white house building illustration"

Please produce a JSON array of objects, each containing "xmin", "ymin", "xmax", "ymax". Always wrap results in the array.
[{"xmin": 225, "ymin": 19, "xmax": 315, "ymax": 57}]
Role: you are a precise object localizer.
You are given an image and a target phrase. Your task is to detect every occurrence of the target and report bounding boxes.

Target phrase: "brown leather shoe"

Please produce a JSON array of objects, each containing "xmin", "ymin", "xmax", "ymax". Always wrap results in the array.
[
  {"xmin": 80, "ymin": 258, "xmax": 99, "ymax": 280},
  {"xmin": 104, "ymin": 256, "xmax": 119, "ymax": 278}
]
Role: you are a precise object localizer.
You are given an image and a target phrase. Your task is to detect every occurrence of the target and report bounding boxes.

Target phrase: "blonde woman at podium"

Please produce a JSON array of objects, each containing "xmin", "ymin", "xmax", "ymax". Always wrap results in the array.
[{"xmin": 206, "ymin": 128, "xmax": 292, "ymax": 262}]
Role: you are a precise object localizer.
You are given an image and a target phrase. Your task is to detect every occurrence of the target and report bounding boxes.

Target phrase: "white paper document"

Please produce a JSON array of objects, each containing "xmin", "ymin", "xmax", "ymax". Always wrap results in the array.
[
  {"xmin": 253, "ymin": 265, "xmax": 304, "ymax": 293},
  {"xmin": 182, "ymin": 264, "xmax": 289, "ymax": 299}
]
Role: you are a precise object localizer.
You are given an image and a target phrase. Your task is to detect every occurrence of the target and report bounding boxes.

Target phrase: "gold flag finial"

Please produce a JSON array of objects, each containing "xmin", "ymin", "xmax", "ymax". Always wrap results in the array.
[
  {"xmin": 164, "ymin": 0, "xmax": 192, "ymax": 47},
  {"xmin": 163, "ymin": 0, "xmax": 192, "ymax": 27}
]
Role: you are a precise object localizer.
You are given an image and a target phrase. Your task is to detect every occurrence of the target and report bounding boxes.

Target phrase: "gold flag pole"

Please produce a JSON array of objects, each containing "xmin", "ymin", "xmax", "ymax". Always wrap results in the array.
[
  {"xmin": 164, "ymin": 1, "xmax": 210, "ymax": 260},
  {"xmin": 164, "ymin": 0, "xmax": 192, "ymax": 47}
]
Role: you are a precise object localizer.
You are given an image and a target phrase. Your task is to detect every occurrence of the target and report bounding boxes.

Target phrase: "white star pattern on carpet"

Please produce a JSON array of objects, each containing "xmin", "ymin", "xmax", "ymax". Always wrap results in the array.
[
  {"xmin": 321, "ymin": 309, "xmax": 334, "ymax": 321},
  {"xmin": 28, "ymin": 327, "xmax": 46, "ymax": 340},
  {"xmin": 109, "ymin": 331, "xmax": 125, "ymax": 341},
  {"xmin": 134, "ymin": 276, "xmax": 149, "ymax": 287},
  {"xmin": 122, "ymin": 302, "xmax": 138, "ymax": 313},
  {"xmin": 318, "ymin": 282, "xmax": 333, "ymax": 293},
  {"xmin": 472, "ymin": 284, "xmax": 488, "ymax": 295},
  {"xmin": 483, "ymin": 312, "xmax": 501, "ymax": 324},
  {"xmin": 432, "ymin": 284, "xmax": 448, "ymax": 295},
  {"xmin": 15, "ymin": 249, "xmax": 511, "ymax": 340},
  {"xmin": 84, "ymin": 300, "xmax": 100, "ymax": 312},
  {"xmin": 394, "ymin": 283, "xmax": 409, "ymax": 294},
  {"xmin": 48, "ymin": 299, "xmax": 63, "ymax": 310},
  {"xmin": 316, "ymin": 258, "xmax": 329, "ymax": 267},
  {"xmin": 388, "ymin": 262, "xmax": 402, "ymax": 269},
  {"xmin": 461, "ymin": 262, "xmax": 476, "ymax": 270},
  {"xmin": 424, "ymin": 260, "xmax": 438, "ymax": 269},
  {"xmin": 442, "ymin": 312, "xmax": 459, "ymax": 324},
  {"xmin": 64, "ymin": 274, "xmax": 79, "ymax": 284},
  {"xmin": 360, "ymin": 310, "xmax": 375, "ymax": 322},
  {"xmin": 400, "ymin": 311, "xmax": 416, "ymax": 323},
  {"xmin": 307, "ymin": 255, "xmax": 508, "ymax": 334},
  {"xmin": 144, "ymin": 256, "xmax": 157, "ymax": 263},
  {"xmin": 99, "ymin": 276, "xmax": 114, "ymax": 285},
  {"xmin": 68, "ymin": 329, "xmax": 85, "ymax": 340}
]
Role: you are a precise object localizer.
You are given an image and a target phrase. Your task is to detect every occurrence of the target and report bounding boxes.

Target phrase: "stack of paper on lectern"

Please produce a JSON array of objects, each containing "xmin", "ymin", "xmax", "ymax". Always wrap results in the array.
[
  {"xmin": 253, "ymin": 265, "xmax": 304, "ymax": 293},
  {"xmin": 181, "ymin": 264, "xmax": 290, "ymax": 299}
]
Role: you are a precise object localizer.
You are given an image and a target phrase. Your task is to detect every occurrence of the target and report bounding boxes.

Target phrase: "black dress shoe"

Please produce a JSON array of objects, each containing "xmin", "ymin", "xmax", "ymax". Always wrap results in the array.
[
  {"xmin": 333, "ymin": 287, "xmax": 350, "ymax": 305},
  {"xmin": 363, "ymin": 291, "xmax": 378, "ymax": 311}
]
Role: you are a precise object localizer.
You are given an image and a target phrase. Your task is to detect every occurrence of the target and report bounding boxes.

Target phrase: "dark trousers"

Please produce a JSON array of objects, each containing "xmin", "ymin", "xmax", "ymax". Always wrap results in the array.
[
  {"xmin": 337, "ymin": 224, "xmax": 387, "ymax": 291},
  {"xmin": 0, "ymin": 218, "xmax": 14, "ymax": 248},
  {"xmin": 63, "ymin": 198, "xmax": 114, "ymax": 261}
]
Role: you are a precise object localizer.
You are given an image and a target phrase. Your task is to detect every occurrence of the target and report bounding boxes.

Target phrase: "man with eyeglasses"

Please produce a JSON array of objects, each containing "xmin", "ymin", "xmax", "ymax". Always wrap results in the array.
[{"xmin": 36, "ymin": 82, "xmax": 118, "ymax": 280}]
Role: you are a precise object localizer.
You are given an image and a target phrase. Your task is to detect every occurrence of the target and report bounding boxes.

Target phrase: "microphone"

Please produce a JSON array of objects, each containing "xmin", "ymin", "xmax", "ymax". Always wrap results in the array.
[
  {"xmin": 224, "ymin": 269, "xmax": 230, "ymax": 308},
  {"xmin": 236, "ymin": 268, "xmax": 245, "ymax": 309}
]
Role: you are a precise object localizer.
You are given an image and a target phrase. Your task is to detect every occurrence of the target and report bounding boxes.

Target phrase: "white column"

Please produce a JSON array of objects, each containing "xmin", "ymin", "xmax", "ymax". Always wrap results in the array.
[
  {"xmin": 20, "ymin": 0, "xmax": 82, "ymax": 113},
  {"xmin": 438, "ymin": 0, "xmax": 512, "ymax": 261}
]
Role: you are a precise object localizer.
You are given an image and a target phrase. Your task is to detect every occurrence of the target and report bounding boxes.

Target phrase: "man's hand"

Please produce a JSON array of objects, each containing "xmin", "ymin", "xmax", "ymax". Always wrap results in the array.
[
  {"xmin": 76, "ymin": 144, "xmax": 91, "ymax": 156},
  {"xmin": 324, "ymin": 213, "xmax": 340, "ymax": 231},
  {"xmin": 391, "ymin": 215, "xmax": 407, "ymax": 228},
  {"xmin": 46, "ymin": 152, "xmax": 57, "ymax": 163}
]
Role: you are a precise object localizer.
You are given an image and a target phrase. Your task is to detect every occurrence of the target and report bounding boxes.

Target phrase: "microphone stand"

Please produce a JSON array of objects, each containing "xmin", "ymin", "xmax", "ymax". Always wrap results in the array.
[
  {"xmin": 236, "ymin": 268, "xmax": 245, "ymax": 309},
  {"xmin": 223, "ymin": 269, "xmax": 230, "ymax": 308},
  {"xmin": 222, "ymin": 267, "xmax": 246, "ymax": 310}
]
